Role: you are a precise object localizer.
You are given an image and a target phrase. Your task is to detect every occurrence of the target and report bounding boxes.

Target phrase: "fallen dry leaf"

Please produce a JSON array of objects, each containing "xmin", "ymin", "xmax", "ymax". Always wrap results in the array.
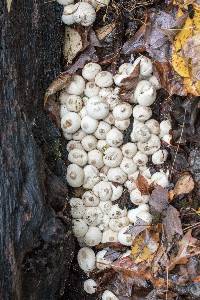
[
  {"xmin": 96, "ymin": 22, "xmax": 116, "ymax": 41},
  {"xmin": 63, "ymin": 27, "xmax": 84, "ymax": 64},
  {"xmin": 168, "ymin": 229, "xmax": 199, "ymax": 271},
  {"xmin": 163, "ymin": 205, "xmax": 183, "ymax": 242},
  {"xmin": 125, "ymin": 218, "xmax": 148, "ymax": 240},
  {"xmin": 104, "ymin": 248, "xmax": 121, "ymax": 262},
  {"xmin": 149, "ymin": 186, "xmax": 169, "ymax": 213},
  {"xmin": 7, "ymin": 0, "xmax": 12, "ymax": 12},
  {"xmin": 135, "ymin": 175, "xmax": 149, "ymax": 195},
  {"xmin": 119, "ymin": 64, "xmax": 140, "ymax": 102},
  {"xmin": 173, "ymin": 173, "xmax": 195, "ymax": 197}
]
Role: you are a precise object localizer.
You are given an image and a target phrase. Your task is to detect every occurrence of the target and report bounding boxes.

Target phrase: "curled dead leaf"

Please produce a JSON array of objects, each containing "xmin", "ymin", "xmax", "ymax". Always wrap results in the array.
[
  {"xmin": 136, "ymin": 175, "xmax": 150, "ymax": 195},
  {"xmin": 163, "ymin": 205, "xmax": 183, "ymax": 242},
  {"xmin": 149, "ymin": 186, "xmax": 169, "ymax": 213},
  {"xmin": 173, "ymin": 173, "xmax": 195, "ymax": 197},
  {"xmin": 96, "ymin": 22, "xmax": 116, "ymax": 40}
]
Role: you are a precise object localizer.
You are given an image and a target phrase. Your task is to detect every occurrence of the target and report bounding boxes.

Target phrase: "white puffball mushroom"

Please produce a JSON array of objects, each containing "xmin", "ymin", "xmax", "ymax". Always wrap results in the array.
[
  {"xmin": 132, "ymin": 123, "xmax": 151, "ymax": 142},
  {"xmin": 130, "ymin": 188, "xmax": 149, "ymax": 205},
  {"xmin": 124, "ymin": 180, "xmax": 137, "ymax": 192},
  {"xmin": 60, "ymin": 104, "xmax": 69, "ymax": 119},
  {"xmin": 66, "ymin": 164, "xmax": 84, "ymax": 187},
  {"xmin": 127, "ymin": 204, "xmax": 150, "ymax": 224},
  {"xmin": 62, "ymin": 4, "xmax": 76, "ymax": 25},
  {"xmin": 134, "ymin": 80, "xmax": 156, "ymax": 106},
  {"xmin": 139, "ymin": 56, "xmax": 153, "ymax": 77},
  {"xmin": 72, "ymin": 129, "xmax": 86, "ymax": 141},
  {"xmin": 137, "ymin": 210, "xmax": 153, "ymax": 225},
  {"xmin": 96, "ymin": 250, "xmax": 111, "ymax": 270},
  {"xmin": 73, "ymin": 2, "xmax": 96, "ymax": 26},
  {"xmin": 107, "ymin": 167, "xmax": 127, "ymax": 184},
  {"xmin": 109, "ymin": 217, "xmax": 129, "ymax": 232},
  {"xmin": 64, "ymin": 94, "xmax": 83, "ymax": 112},
  {"xmin": 115, "ymin": 119, "xmax": 130, "ymax": 131},
  {"xmin": 99, "ymin": 201, "xmax": 113, "ymax": 215},
  {"xmin": 133, "ymin": 105, "xmax": 152, "ymax": 122},
  {"xmin": 77, "ymin": 247, "xmax": 96, "ymax": 273},
  {"xmin": 83, "ymin": 165, "xmax": 100, "ymax": 189},
  {"xmin": 99, "ymin": 87, "xmax": 113, "ymax": 98},
  {"xmin": 145, "ymin": 119, "xmax": 160, "ymax": 135},
  {"xmin": 83, "ymin": 279, "xmax": 97, "ymax": 295},
  {"xmin": 68, "ymin": 149, "xmax": 88, "ymax": 166},
  {"xmin": 120, "ymin": 158, "xmax": 137, "ymax": 175},
  {"xmin": 133, "ymin": 151, "xmax": 148, "ymax": 166},
  {"xmin": 149, "ymin": 75, "xmax": 161, "ymax": 90},
  {"xmin": 67, "ymin": 140, "xmax": 83, "ymax": 152},
  {"xmin": 152, "ymin": 149, "xmax": 168, "ymax": 165},
  {"xmin": 97, "ymin": 140, "xmax": 109, "ymax": 152},
  {"xmin": 113, "ymin": 103, "xmax": 132, "ymax": 121},
  {"xmin": 98, "ymin": 214, "xmax": 110, "ymax": 231},
  {"xmin": 109, "ymin": 204, "xmax": 127, "ymax": 219},
  {"xmin": 84, "ymin": 207, "xmax": 103, "ymax": 226},
  {"xmin": 162, "ymin": 134, "xmax": 172, "ymax": 145},
  {"xmin": 95, "ymin": 121, "xmax": 111, "ymax": 139},
  {"xmin": 110, "ymin": 184, "xmax": 123, "ymax": 201},
  {"xmin": 95, "ymin": 71, "xmax": 113, "ymax": 88},
  {"xmin": 101, "ymin": 229, "xmax": 118, "ymax": 243},
  {"xmin": 61, "ymin": 112, "xmax": 81, "ymax": 134},
  {"xmin": 82, "ymin": 191, "xmax": 100, "ymax": 207},
  {"xmin": 70, "ymin": 198, "xmax": 85, "ymax": 219},
  {"xmin": 81, "ymin": 116, "xmax": 98, "ymax": 134},
  {"xmin": 160, "ymin": 120, "xmax": 172, "ymax": 137},
  {"xmin": 118, "ymin": 225, "xmax": 133, "ymax": 246},
  {"xmin": 86, "ymin": 96, "xmax": 109, "ymax": 120},
  {"xmin": 81, "ymin": 135, "xmax": 97, "ymax": 152},
  {"xmin": 84, "ymin": 82, "xmax": 100, "ymax": 98},
  {"xmin": 72, "ymin": 219, "xmax": 88, "ymax": 238},
  {"xmin": 66, "ymin": 75, "xmax": 85, "ymax": 95},
  {"xmin": 106, "ymin": 128, "xmax": 123, "ymax": 147},
  {"xmin": 88, "ymin": 149, "xmax": 104, "ymax": 169},
  {"xmin": 93, "ymin": 181, "xmax": 113, "ymax": 201},
  {"xmin": 151, "ymin": 172, "xmax": 169, "ymax": 188},
  {"xmin": 118, "ymin": 62, "xmax": 133, "ymax": 75},
  {"xmin": 84, "ymin": 226, "xmax": 102, "ymax": 246},
  {"xmin": 102, "ymin": 290, "xmax": 119, "ymax": 300},
  {"xmin": 137, "ymin": 134, "xmax": 161, "ymax": 155},
  {"xmin": 63, "ymin": 131, "xmax": 72, "ymax": 140},
  {"xmin": 82, "ymin": 62, "xmax": 102, "ymax": 81},
  {"xmin": 103, "ymin": 147, "xmax": 123, "ymax": 168},
  {"xmin": 122, "ymin": 143, "xmax": 137, "ymax": 159}
]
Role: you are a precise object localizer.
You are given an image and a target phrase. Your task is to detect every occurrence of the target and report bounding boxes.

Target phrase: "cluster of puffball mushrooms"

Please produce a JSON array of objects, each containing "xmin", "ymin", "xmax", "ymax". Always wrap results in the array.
[{"xmin": 57, "ymin": 1, "xmax": 172, "ymax": 298}]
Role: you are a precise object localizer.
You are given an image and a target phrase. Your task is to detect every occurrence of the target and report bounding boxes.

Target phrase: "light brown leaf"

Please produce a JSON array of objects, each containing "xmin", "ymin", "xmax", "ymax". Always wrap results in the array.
[
  {"xmin": 96, "ymin": 22, "xmax": 116, "ymax": 41},
  {"xmin": 149, "ymin": 186, "xmax": 169, "ymax": 213},
  {"xmin": 173, "ymin": 173, "xmax": 195, "ymax": 197},
  {"xmin": 163, "ymin": 205, "xmax": 183, "ymax": 242},
  {"xmin": 136, "ymin": 175, "xmax": 150, "ymax": 195},
  {"xmin": 63, "ymin": 27, "xmax": 84, "ymax": 64}
]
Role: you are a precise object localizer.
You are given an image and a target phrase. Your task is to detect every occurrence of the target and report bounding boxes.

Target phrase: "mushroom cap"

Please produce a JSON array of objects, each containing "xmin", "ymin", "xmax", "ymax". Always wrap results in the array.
[
  {"xmin": 83, "ymin": 279, "xmax": 97, "ymax": 294},
  {"xmin": 95, "ymin": 71, "xmax": 114, "ymax": 88},
  {"xmin": 77, "ymin": 247, "xmax": 96, "ymax": 273},
  {"xmin": 84, "ymin": 226, "xmax": 102, "ymax": 246},
  {"xmin": 73, "ymin": 2, "xmax": 96, "ymax": 26},
  {"xmin": 82, "ymin": 62, "xmax": 102, "ymax": 81},
  {"xmin": 66, "ymin": 164, "xmax": 84, "ymax": 187}
]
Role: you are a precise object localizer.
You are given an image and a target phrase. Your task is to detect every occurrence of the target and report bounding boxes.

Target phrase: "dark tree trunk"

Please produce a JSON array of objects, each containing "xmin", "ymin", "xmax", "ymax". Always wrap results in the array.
[{"xmin": 0, "ymin": 1, "xmax": 74, "ymax": 299}]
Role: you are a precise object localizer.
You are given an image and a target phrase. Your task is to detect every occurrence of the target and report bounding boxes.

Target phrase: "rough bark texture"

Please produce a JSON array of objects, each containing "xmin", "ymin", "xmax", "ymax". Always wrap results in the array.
[{"xmin": 0, "ymin": 1, "xmax": 75, "ymax": 299}]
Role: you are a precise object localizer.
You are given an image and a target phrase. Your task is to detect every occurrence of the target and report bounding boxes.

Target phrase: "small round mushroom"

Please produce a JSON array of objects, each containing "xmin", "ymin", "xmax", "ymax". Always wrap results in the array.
[
  {"xmin": 99, "ymin": 87, "xmax": 113, "ymax": 99},
  {"xmin": 139, "ymin": 56, "xmax": 153, "ymax": 77},
  {"xmin": 86, "ymin": 96, "xmax": 109, "ymax": 120},
  {"xmin": 137, "ymin": 210, "xmax": 153, "ymax": 224},
  {"xmin": 84, "ymin": 226, "xmax": 102, "ymax": 246},
  {"xmin": 97, "ymin": 140, "xmax": 109, "ymax": 152},
  {"xmin": 122, "ymin": 143, "xmax": 137, "ymax": 158},
  {"xmin": 82, "ymin": 62, "xmax": 102, "ymax": 81},
  {"xmin": 61, "ymin": 112, "xmax": 81, "ymax": 134},
  {"xmin": 66, "ymin": 75, "xmax": 85, "ymax": 95},
  {"xmin": 133, "ymin": 151, "xmax": 148, "ymax": 166},
  {"xmin": 130, "ymin": 188, "xmax": 149, "ymax": 205},
  {"xmin": 72, "ymin": 219, "xmax": 89, "ymax": 238},
  {"xmin": 103, "ymin": 147, "xmax": 123, "ymax": 168},
  {"xmin": 81, "ymin": 135, "xmax": 97, "ymax": 152},
  {"xmin": 151, "ymin": 171, "xmax": 169, "ymax": 188},
  {"xmin": 88, "ymin": 149, "xmax": 104, "ymax": 169},
  {"xmin": 66, "ymin": 164, "xmax": 84, "ymax": 187},
  {"xmin": 77, "ymin": 247, "xmax": 96, "ymax": 273},
  {"xmin": 70, "ymin": 197, "xmax": 85, "ymax": 219},
  {"xmin": 160, "ymin": 120, "xmax": 172, "ymax": 137},
  {"xmin": 57, "ymin": 0, "xmax": 74, "ymax": 5},
  {"xmin": 83, "ymin": 165, "xmax": 100, "ymax": 189},
  {"xmin": 132, "ymin": 123, "xmax": 151, "ymax": 142},
  {"xmin": 83, "ymin": 279, "xmax": 97, "ymax": 294},
  {"xmin": 152, "ymin": 149, "xmax": 168, "ymax": 165},
  {"xmin": 115, "ymin": 119, "xmax": 130, "ymax": 131},
  {"xmin": 120, "ymin": 158, "xmax": 137, "ymax": 175},
  {"xmin": 118, "ymin": 225, "xmax": 133, "ymax": 246},
  {"xmin": 95, "ymin": 71, "xmax": 114, "ymax": 88},
  {"xmin": 99, "ymin": 201, "xmax": 113, "ymax": 215},
  {"xmin": 132, "ymin": 105, "xmax": 152, "ymax": 122},
  {"xmin": 95, "ymin": 121, "xmax": 111, "ymax": 139},
  {"xmin": 93, "ymin": 181, "xmax": 113, "ymax": 201},
  {"xmin": 72, "ymin": 129, "xmax": 86, "ymax": 141},
  {"xmin": 84, "ymin": 207, "xmax": 103, "ymax": 226},
  {"xmin": 101, "ymin": 229, "xmax": 118, "ymax": 243},
  {"xmin": 96, "ymin": 250, "xmax": 111, "ymax": 270},
  {"xmin": 63, "ymin": 131, "xmax": 72, "ymax": 140},
  {"xmin": 109, "ymin": 217, "xmax": 129, "ymax": 232},
  {"xmin": 145, "ymin": 119, "xmax": 160, "ymax": 135},
  {"xmin": 149, "ymin": 75, "xmax": 161, "ymax": 90},
  {"xmin": 118, "ymin": 62, "xmax": 133, "ymax": 75},
  {"xmin": 106, "ymin": 128, "xmax": 123, "ymax": 147},
  {"xmin": 124, "ymin": 179, "xmax": 137, "ymax": 192},
  {"xmin": 127, "ymin": 204, "xmax": 150, "ymax": 224},
  {"xmin": 73, "ymin": 2, "xmax": 96, "ymax": 26},
  {"xmin": 81, "ymin": 116, "xmax": 98, "ymax": 134},
  {"xmin": 102, "ymin": 290, "xmax": 119, "ymax": 300},
  {"xmin": 82, "ymin": 191, "xmax": 100, "ymax": 207},
  {"xmin": 64, "ymin": 94, "xmax": 83, "ymax": 112},
  {"xmin": 68, "ymin": 148, "xmax": 88, "ymax": 166},
  {"xmin": 107, "ymin": 167, "xmax": 127, "ymax": 184},
  {"xmin": 62, "ymin": 4, "xmax": 76, "ymax": 25},
  {"xmin": 134, "ymin": 80, "xmax": 156, "ymax": 106},
  {"xmin": 128, "ymin": 171, "xmax": 139, "ymax": 182},
  {"xmin": 84, "ymin": 82, "xmax": 100, "ymax": 98},
  {"xmin": 67, "ymin": 140, "xmax": 83, "ymax": 152},
  {"xmin": 113, "ymin": 103, "xmax": 132, "ymax": 120},
  {"xmin": 110, "ymin": 184, "xmax": 123, "ymax": 201},
  {"xmin": 109, "ymin": 204, "xmax": 127, "ymax": 219},
  {"xmin": 137, "ymin": 134, "xmax": 161, "ymax": 155}
]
